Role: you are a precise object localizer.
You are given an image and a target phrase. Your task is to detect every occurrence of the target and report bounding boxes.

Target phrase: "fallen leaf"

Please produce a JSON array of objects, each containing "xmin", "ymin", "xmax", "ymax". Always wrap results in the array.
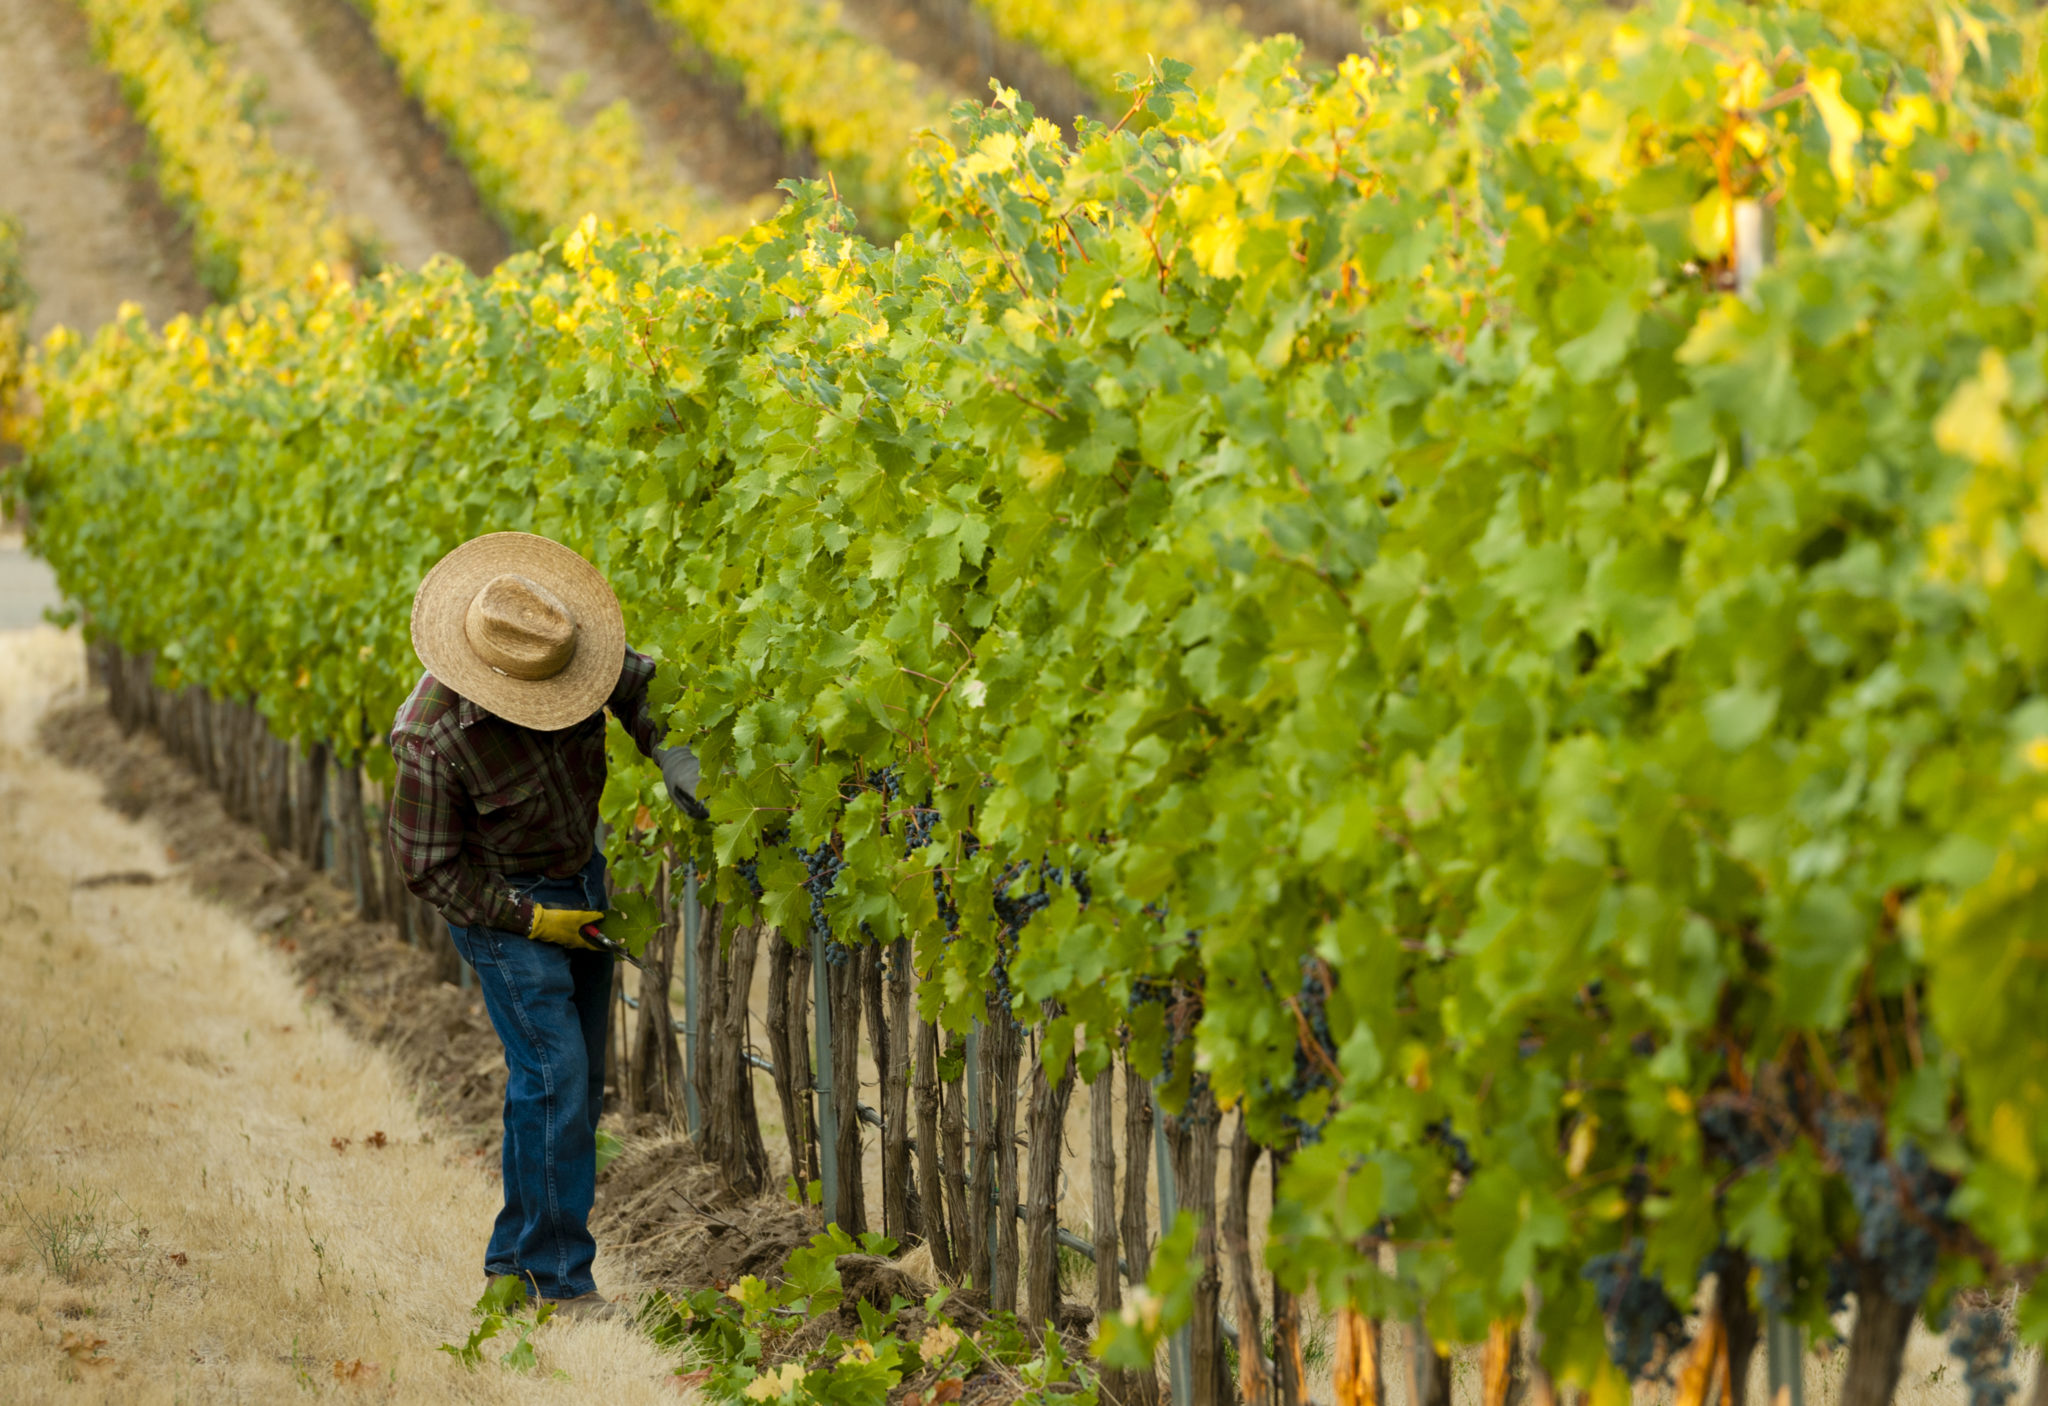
[
  {"xmin": 332, "ymin": 1358, "xmax": 380, "ymax": 1384},
  {"xmin": 365, "ymin": 1131, "xmax": 388, "ymax": 1150},
  {"xmin": 929, "ymin": 1378, "xmax": 966, "ymax": 1405},
  {"xmin": 59, "ymin": 1330, "xmax": 110, "ymax": 1367},
  {"xmin": 165, "ymin": 1251, "xmax": 188, "ymax": 1267},
  {"xmin": 330, "ymin": 1137, "xmax": 351, "ymax": 1154},
  {"xmin": 672, "ymin": 1369, "xmax": 713, "ymax": 1391}
]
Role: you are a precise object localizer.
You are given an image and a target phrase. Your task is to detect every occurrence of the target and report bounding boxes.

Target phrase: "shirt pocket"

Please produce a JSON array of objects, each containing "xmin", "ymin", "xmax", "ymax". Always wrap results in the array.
[{"xmin": 473, "ymin": 777, "xmax": 544, "ymax": 819}]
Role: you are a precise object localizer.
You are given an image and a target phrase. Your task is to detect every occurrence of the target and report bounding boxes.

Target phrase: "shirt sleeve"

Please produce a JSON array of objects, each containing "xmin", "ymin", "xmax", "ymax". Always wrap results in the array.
[
  {"xmin": 609, "ymin": 647, "xmax": 664, "ymax": 761},
  {"xmin": 388, "ymin": 735, "xmax": 534, "ymax": 934}
]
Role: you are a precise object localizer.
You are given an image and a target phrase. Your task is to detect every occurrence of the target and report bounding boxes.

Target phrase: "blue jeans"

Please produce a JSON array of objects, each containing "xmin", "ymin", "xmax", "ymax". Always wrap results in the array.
[{"xmin": 448, "ymin": 848, "xmax": 611, "ymax": 1301}]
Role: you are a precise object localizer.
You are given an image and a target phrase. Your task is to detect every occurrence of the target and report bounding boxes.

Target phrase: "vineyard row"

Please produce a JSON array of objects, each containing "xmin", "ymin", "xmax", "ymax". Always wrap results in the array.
[{"xmin": 17, "ymin": 8, "xmax": 2048, "ymax": 1406}]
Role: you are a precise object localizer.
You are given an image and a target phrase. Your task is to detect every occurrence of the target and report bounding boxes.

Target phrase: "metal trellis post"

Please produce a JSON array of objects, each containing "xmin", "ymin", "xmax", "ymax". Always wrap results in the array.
[
  {"xmin": 680, "ymin": 862, "xmax": 701, "ymax": 1141},
  {"xmin": 1153, "ymin": 1083, "xmax": 1193, "ymax": 1406},
  {"xmin": 966, "ymin": 1020, "xmax": 994, "ymax": 1291},
  {"xmin": 812, "ymin": 931, "xmax": 839, "ymax": 1226}
]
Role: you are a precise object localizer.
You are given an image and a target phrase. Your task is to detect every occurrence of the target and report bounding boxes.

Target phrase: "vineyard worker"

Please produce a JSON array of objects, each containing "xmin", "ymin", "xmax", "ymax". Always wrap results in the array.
[{"xmin": 387, "ymin": 531, "xmax": 708, "ymax": 1318}]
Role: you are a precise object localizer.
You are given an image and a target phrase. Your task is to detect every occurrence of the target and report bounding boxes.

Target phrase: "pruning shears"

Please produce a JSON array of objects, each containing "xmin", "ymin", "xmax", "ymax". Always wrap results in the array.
[{"xmin": 580, "ymin": 923, "xmax": 644, "ymax": 971}]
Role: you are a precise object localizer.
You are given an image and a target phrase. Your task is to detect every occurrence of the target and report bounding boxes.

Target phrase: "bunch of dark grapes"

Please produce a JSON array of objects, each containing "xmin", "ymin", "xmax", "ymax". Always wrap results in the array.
[
  {"xmin": 992, "ymin": 860, "xmax": 1054, "ymax": 932},
  {"xmin": 1425, "ymin": 1117, "xmax": 1475, "ymax": 1178},
  {"xmin": 1285, "ymin": 958, "xmax": 1338, "ymax": 1146},
  {"xmin": 894, "ymin": 798, "xmax": 962, "ymax": 938},
  {"xmin": 1130, "ymin": 978, "xmax": 1170, "ymax": 1008},
  {"xmin": 1581, "ymin": 1240, "xmax": 1690, "ymax": 1381},
  {"xmin": 1698, "ymin": 1098, "xmax": 1772, "ymax": 1171},
  {"xmin": 733, "ymin": 856, "xmax": 763, "ymax": 899},
  {"xmin": 1949, "ymin": 1308, "xmax": 2016, "ymax": 1406},
  {"xmin": 732, "ymin": 826, "xmax": 791, "ymax": 901},
  {"xmin": 792, "ymin": 837, "xmax": 853, "ymax": 964},
  {"xmin": 1821, "ymin": 1110, "xmax": 1953, "ymax": 1306}
]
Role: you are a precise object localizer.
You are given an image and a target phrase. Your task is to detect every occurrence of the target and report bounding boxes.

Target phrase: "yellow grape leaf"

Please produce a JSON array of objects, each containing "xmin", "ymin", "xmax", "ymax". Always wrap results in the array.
[
  {"xmin": 1019, "ymin": 446, "xmax": 1065, "ymax": 492},
  {"xmin": 1566, "ymin": 1115, "xmax": 1599, "ymax": 1176},
  {"xmin": 1189, "ymin": 213, "xmax": 1246, "ymax": 281},
  {"xmin": 1807, "ymin": 66, "xmax": 1864, "ymax": 188},
  {"xmin": 1989, "ymin": 1100, "xmax": 2040, "ymax": 1182},
  {"xmin": 1933, "ymin": 349, "xmax": 2016, "ymax": 468},
  {"xmin": 960, "ymin": 132, "xmax": 1019, "ymax": 179}
]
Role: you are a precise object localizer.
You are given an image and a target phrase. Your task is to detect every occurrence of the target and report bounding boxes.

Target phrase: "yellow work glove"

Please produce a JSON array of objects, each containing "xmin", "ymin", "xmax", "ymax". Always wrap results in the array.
[{"xmin": 529, "ymin": 905, "xmax": 605, "ymax": 950}]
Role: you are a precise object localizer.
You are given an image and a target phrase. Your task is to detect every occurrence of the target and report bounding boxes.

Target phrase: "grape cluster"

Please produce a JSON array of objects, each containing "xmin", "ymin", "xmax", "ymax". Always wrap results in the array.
[
  {"xmin": 992, "ymin": 859, "xmax": 1055, "ymax": 931},
  {"xmin": 1581, "ymin": 1240, "xmax": 1690, "ymax": 1381},
  {"xmin": 1283, "ymin": 958, "xmax": 1338, "ymax": 1147},
  {"xmin": 1821, "ymin": 1109, "xmax": 1954, "ymax": 1306},
  {"xmin": 1425, "ymin": 1117, "xmax": 1475, "ymax": 1178},
  {"xmin": 902, "ymin": 801, "xmax": 938, "ymax": 852},
  {"xmin": 792, "ymin": 839, "xmax": 844, "ymax": 946},
  {"xmin": 1948, "ymin": 1308, "xmax": 2016, "ymax": 1406},
  {"xmin": 1697, "ymin": 1098, "xmax": 1772, "ymax": 1171},
  {"xmin": 732, "ymin": 856, "xmax": 764, "ymax": 899},
  {"xmin": 897, "ymin": 800, "xmax": 963, "ymax": 938}
]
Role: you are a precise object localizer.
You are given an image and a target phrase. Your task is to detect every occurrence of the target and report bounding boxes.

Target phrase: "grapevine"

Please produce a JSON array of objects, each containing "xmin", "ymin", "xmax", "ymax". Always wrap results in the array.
[
  {"xmin": 78, "ymin": 0, "xmax": 353, "ymax": 296},
  {"xmin": 18, "ymin": 6, "xmax": 2048, "ymax": 1395}
]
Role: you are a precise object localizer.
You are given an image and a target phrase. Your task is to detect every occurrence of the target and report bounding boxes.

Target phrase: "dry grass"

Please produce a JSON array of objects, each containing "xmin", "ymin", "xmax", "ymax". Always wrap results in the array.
[{"xmin": 0, "ymin": 627, "xmax": 689, "ymax": 1404}]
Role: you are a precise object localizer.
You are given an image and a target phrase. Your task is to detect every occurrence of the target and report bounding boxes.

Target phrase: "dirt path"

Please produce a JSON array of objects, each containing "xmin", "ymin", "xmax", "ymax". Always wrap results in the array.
[
  {"xmin": 838, "ymin": 0, "xmax": 1096, "ymax": 133},
  {"xmin": 202, "ymin": 0, "xmax": 508, "ymax": 273},
  {"xmin": 0, "ymin": 628, "xmax": 684, "ymax": 1403},
  {"xmin": 493, "ymin": 0, "xmax": 785, "ymax": 208},
  {"xmin": 0, "ymin": 0, "xmax": 205, "ymax": 336},
  {"xmin": 0, "ymin": 526, "xmax": 60, "ymax": 631}
]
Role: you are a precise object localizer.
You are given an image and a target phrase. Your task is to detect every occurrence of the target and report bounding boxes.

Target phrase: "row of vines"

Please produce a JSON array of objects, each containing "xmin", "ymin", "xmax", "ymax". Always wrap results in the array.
[
  {"xmin": 341, "ymin": 0, "xmax": 748, "ymax": 247},
  {"xmin": 15, "ymin": 5, "xmax": 2048, "ymax": 1405},
  {"xmin": 76, "ymin": 0, "xmax": 354, "ymax": 297}
]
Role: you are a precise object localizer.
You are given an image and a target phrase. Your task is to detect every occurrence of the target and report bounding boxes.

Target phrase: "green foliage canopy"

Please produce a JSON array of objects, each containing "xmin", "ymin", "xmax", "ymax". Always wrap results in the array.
[{"xmin": 18, "ymin": 4, "xmax": 2048, "ymax": 1388}]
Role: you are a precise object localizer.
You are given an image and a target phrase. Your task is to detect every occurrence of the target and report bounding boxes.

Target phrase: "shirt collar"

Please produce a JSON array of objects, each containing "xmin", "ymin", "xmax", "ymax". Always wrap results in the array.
[{"xmin": 456, "ymin": 694, "xmax": 489, "ymax": 730}]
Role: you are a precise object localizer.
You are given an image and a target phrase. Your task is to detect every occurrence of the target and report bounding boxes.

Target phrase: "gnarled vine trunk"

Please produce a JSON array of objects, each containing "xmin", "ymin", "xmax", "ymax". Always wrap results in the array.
[{"xmin": 1841, "ymin": 1260, "xmax": 1916, "ymax": 1406}]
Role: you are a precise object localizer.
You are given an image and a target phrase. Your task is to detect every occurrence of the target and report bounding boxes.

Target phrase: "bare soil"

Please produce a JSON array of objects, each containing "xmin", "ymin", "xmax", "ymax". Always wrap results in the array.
[
  {"xmin": 495, "ymin": 0, "xmax": 788, "ymax": 208},
  {"xmin": 203, "ymin": 0, "xmax": 510, "ymax": 273},
  {"xmin": 848, "ymin": 0, "xmax": 1100, "ymax": 133},
  {"xmin": 1216, "ymin": 0, "xmax": 1363, "ymax": 67},
  {"xmin": 42, "ymin": 697, "xmax": 513, "ymax": 1144},
  {"xmin": 0, "ymin": 0, "xmax": 206, "ymax": 336}
]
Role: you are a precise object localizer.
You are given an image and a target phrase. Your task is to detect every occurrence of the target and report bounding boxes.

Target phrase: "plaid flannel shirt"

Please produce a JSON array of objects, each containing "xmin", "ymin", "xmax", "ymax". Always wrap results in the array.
[{"xmin": 388, "ymin": 648, "xmax": 662, "ymax": 934}]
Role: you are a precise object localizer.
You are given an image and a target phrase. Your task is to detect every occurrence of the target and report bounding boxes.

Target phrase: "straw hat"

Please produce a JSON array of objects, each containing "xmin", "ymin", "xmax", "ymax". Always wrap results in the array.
[{"xmin": 410, "ymin": 532, "xmax": 625, "ymax": 731}]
